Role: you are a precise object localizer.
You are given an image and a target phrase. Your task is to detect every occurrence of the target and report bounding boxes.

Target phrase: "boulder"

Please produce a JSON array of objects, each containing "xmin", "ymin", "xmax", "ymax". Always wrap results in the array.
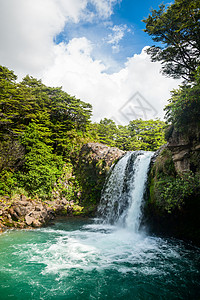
[
  {"xmin": 25, "ymin": 215, "xmax": 34, "ymax": 226},
  {"xmin": 80, "ymin": 143, "xmax": 125, "ymax": 167}
]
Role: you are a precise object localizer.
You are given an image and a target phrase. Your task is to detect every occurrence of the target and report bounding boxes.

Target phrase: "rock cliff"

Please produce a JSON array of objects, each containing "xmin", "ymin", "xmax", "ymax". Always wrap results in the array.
[
  {"xmin": 167, "ymin": 124, "xmax": 200, "ymax": 173},
  {"xmin": 144, "ymin": 125, "xmax": 200, "ymax": 246}
]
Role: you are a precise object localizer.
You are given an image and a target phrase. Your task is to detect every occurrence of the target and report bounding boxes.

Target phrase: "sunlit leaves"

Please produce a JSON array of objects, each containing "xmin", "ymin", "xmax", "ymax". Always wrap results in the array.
[{"xmin": 93, "ymin": 118, "xmax": 166, "ymax": 151}]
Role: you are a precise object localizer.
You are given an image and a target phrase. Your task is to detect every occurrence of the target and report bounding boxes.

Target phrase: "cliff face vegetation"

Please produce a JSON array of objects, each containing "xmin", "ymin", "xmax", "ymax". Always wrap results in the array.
[
  {"xmin": 146, "ymin": 136, "xmax": 200, "ymax": 245},
  {"xmin": 145, "ymin": 93, "xmax": 200, "ymax": 245},
  {"xmin": 74, "ymin": 143, "xmax": 124, "ymax": 215}
]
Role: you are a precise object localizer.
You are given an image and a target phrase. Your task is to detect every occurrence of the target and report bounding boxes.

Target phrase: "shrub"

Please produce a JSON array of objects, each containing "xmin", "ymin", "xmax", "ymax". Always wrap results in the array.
[
  {"xmin": 155, "ymin": 171, "xmax": 200, "ymax": 213},
  {"xmin": 0, "ymin": 170, "xmax": 17, "ymax": 195}
]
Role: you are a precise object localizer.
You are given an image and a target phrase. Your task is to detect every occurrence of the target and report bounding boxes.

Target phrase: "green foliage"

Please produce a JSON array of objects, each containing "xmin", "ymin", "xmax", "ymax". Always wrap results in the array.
[
  {"xmin": 143, "ymin": 0, "xmax": 200, "ymax": 81},
  {"xmin": 151, "ymin": 148, "xmax": 176, "ymax": 179},
  {"xmin": 155, "ymin": 171, "xmax": 200, "ymax": 213},
  {"xmin": 74, "ymin": 149, "xmax": 110, "ymax": 211},
  {"xmin": 114, "ymin": 125, "xmax": 133, "ymax": 151},
  {"xmin": 149, "ymin": 148, "xmax": 200, "ymax": 213},
  {"xmin": 0, "ymin": 138, "xmax": 24, "ymax": 172},
  {"xmin": 11, "ymin": 187, "xmax": 29, "ymax": 199},
  {"xmin": 92, "ymin": 118, "xmax": 166, "ymax": 151},
  {"xmin": 95, "ymin": 118, "xmax": 118, "ymax": 147},
  {"xmin": 18, "ymin": 123, "xmax": 64, "ymax": 199},
  {"xmin": 164, "ymin": 68, "xmax": 200, "ymax": 129},
  {"xmin": 190, "ymin": 151, "xmax": 200, "ymax": 173},
  {"xmin": 0, "ymin": 170, "xmax": 17, "ymax": 196},
  {"xmin": 0, "ymin": 65, "xmax": 93, "ymax": 199},
  {"xmin": 127, "ymin": 119, "xmax": 166, "ymax": 151},
  {"xmin": 53, "ymin": 162, "xmax": 81, "ymax": 202},
  {"xmin": 0, "ymin": 68, "xmax": 92, "ymax": 151}
]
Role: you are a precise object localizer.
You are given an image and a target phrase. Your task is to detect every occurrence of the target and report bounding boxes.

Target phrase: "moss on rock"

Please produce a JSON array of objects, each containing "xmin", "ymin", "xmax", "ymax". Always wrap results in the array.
[
  {"xmin": 145, "ymin": 144, "xmax": 200, "ymax": 246},
  {"xmin": 74, "ymin": 143, "xmax": 124, "ymax": 215}
]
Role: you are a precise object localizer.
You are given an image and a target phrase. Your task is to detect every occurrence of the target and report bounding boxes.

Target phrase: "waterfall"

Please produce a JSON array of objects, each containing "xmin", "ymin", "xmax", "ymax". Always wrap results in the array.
[{"xmin": 97, "ymin": 151, "xmax": 153, "ymax": 232}]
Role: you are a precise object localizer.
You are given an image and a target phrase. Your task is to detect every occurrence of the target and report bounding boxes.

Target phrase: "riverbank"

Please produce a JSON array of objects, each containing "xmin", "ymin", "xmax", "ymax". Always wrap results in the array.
[
  {"xmin": 0, "ymin": 194, "xmax": 85, "ymax": 232},
  {"xmin": 0, "ymin": 142, "xmax": 125, "ymax": 232}
]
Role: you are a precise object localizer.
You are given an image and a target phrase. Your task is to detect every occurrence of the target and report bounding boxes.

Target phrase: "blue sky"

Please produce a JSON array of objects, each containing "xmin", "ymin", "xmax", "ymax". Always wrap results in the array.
[
  {"xmin": 112, "ymin": 0, "xmax": 164, "ymax": 50},
  {"xmin": 54, "ymin": 0, "xmax": 169, "ymax": 73},
  {"xmin": 0, "ymin": 0, "xmax": 179, "ymax": 124}
]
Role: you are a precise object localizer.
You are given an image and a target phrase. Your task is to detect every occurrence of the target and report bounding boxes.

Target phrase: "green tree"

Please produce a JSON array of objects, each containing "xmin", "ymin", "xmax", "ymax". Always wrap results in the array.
[
  {"xmin": 18, "ymin": 123, "xmax": 64, "ymax": 198},
  {"xmin": 115, "ymin": 125, "xmax": 132, "ymax": 151},
  {"xmin": 20, "ymin": 76, "xmax": 92, "ymax": 156},
  {"xmin": 128, "ymin": 119, "xmax": 166, "ymax": 151},
  {"xmin": 0, "ymin": 68, "xmax": 93, "ymax": 156},
  {"xmin": 0, "ymin": 66, "xmax": 21, "ymax": 138},
  {"xmin": 93, "ymin": 118, "xmax": 166, "ymax": 151},
  {"xmin": 0, "ymin": 65, "xmax": 93, "ymax": 196},
  {"xmin": 143, "ymin": 0, "xmax": 200, "ymax": 81},
  {"xmin": 164, "ymin": 67, "xmax": 200, "ymax": 128},
  {"xmin": 95, "ymin": 118, "xmax": 118, "ymax": 147}
]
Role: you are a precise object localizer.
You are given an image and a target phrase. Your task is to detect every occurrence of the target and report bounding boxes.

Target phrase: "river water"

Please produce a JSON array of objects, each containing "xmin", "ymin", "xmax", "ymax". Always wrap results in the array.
[
  {"xmin": 0, "ymin": 152, "xmax": 200, "ymax": 299},
  {"xmin": 0, "ymin": 220, "xmax": 200, "ymax": 299}
]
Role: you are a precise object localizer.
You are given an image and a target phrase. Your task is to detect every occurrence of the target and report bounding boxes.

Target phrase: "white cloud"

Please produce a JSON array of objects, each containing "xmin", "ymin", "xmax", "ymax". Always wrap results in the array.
[
  {"xmin": 106, "ymin": 25, "xmax": 129, "ymax": 53},
  {"xmin": 42, "ymin": 41, "xmax": 181, "ymax": 124},
  {"xmin": 90, "ymin": 0, "xmax": 121, "ymax": 19},
  {"xmin": 0, "ymin": 0, "xmax": 119, "ymax": 75},
  {"xmin": 107, "ymin": 25, "xmax": 127, "ymax": 45},
  {"xmin": 0, "ymin": 0, "xmax": 64, "ymax": 74},
  {"xmin": 0, "ymin": 0, "xmax": 181, "ymax": 124}
]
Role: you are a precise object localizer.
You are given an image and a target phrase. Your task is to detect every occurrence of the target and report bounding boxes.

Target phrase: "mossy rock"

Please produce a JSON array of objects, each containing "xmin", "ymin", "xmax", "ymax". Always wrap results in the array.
[{"xmin": 145, "ymin": 145, "xmax": 200, "ymax": 246}]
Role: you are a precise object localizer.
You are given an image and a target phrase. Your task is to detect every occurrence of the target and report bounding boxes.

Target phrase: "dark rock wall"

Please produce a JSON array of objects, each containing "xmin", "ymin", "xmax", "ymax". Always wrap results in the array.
[
  {"xmin": 145, "ymin": 125, "xmax": 200, "ymax": 246},
  {"xmin": 167, "ymin": 124, "xmax": 200, "ymax": 173}
]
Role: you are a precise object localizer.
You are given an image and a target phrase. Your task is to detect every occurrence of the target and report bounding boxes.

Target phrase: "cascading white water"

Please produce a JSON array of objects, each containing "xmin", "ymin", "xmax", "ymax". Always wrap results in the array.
[{"xmin": 98, "ymin": 151, "xmax": 153, "ymax": 232}]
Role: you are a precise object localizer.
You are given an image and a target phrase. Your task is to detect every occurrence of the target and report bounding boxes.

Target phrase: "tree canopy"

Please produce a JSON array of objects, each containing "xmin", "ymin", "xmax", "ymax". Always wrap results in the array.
[
  {"xmin": 164, "ymin": 67, "xmax": 200, "ymax": 129},
  {"xmin": 0, "ymin": 67, "xmax": 92, "ymax": 154},
  {"xmin": 0, "ymin": 65, "xmax": 93, "ymax": 197},
  {"xmin": 143, "ymin": 0, "xmax": 200, "ymax": 81},
  {"xmin": 93, "ymin": 118, "xmax": 166, "ymax": 151}
]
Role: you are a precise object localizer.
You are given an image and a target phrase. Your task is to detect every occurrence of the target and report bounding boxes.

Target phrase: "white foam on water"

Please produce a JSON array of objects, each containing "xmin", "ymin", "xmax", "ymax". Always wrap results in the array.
[{"xmin": 13, "ymin": 223, "xmax": 185, "ymax": 279}]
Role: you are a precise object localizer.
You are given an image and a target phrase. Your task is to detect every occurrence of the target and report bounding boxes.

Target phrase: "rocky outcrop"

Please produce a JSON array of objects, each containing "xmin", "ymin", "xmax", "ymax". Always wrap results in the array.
[
  {"xmin": 80, "ymin": 143, "xmax": 125, "ymax": 167},
  {"xmin": 0, "ymin": 194, "xmax": 79, "ymax": 230},
  {"xmin": 167, "ymin": 125, "xmax": 200, "ymax": 173},
  {"xmin": 75, "ymin": 143, "xmax": 125, "ymax": 215},
  {"xmin": 144, "ymin": 124, "xmax": 200, "ymax": 246}
]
